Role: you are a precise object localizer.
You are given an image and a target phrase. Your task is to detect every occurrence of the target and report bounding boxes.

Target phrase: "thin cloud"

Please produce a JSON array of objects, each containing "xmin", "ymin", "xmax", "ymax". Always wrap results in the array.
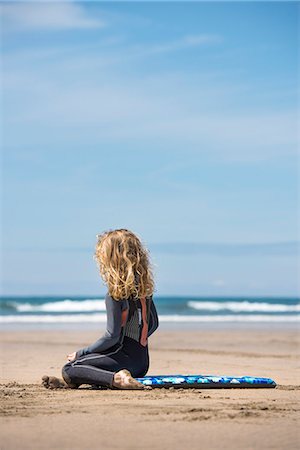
[
  {"xmin": 4, "ymin": 242, "xmax": 299, "ymax": 257},
  {"xmin": 2, "ymin": 32, "xmax": 222, "ymax": 63},
  {"xmin": 149, "ymin": 241, "xmax": 299, "ymax": 257},
  {"xmin": 3, "ymin": 64, "xmax": 297, "ymax": 162},
  {"xmin": 3, "ymin": 25, "xmax": 296, "ymax": 163},
  {"xmin": 1, "ymin": 2, "xmax": 106, "ymax": 31},
  {"xmin": 141, "ymin": 33, "xmax": 223, "ymax": 55}
]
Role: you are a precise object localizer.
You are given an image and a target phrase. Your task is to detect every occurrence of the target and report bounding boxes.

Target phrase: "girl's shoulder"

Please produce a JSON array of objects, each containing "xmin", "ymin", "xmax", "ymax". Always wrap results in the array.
[{"xmin": 105, "ymin": 292, "xmax": 128, "ymax": 309}]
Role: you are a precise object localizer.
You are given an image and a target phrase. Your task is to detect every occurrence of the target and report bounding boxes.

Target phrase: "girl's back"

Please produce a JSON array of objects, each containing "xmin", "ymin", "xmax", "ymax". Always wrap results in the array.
[{"xmin": 121, "ymin": 295, "xmax": 158, "ymax": 347}]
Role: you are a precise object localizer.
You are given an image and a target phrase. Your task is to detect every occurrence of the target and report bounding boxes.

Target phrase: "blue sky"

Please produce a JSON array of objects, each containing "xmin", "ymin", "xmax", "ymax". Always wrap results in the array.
[{"xmin": 1, "ymin": 1, "xmax": 299, "ymax": 296}]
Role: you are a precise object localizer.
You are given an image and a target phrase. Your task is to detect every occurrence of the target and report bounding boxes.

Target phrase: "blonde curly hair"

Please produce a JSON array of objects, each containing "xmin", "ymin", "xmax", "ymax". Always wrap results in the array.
[{"xmin": 94, "ymin": 229, "xmax": 154, "ymax": 300}]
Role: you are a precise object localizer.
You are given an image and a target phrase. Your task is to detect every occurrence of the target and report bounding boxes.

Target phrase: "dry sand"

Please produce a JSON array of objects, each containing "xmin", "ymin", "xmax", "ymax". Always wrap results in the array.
[{"xmin": 1, "ymin": 327, "xmax": 299, "ymax": 449}]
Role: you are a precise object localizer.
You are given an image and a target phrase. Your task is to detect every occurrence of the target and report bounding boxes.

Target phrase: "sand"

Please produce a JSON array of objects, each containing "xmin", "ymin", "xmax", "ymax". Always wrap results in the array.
[{"xmin": 1, "ymin": 327, "xmax": 300, "ymax": 449}]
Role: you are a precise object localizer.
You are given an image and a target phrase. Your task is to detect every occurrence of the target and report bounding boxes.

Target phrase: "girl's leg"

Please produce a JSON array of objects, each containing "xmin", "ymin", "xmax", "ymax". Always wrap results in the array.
[
  {"xmin": 62, "ymin": 349, "xmax": 147, "ymax": 389},
  {"xmin": 62, "ymin": 358, "xmax": 115, "ymax": 388}
]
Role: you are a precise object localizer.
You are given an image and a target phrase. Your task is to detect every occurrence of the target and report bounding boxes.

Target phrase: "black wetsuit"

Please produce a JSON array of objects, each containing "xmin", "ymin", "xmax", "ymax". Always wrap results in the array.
[{"xmin": 62, "ymin": 293, "xmax": 159, "ymax": 388}]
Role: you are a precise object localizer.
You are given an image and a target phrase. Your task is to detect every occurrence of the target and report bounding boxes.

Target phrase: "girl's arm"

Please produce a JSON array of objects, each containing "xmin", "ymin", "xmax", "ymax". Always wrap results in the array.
[
  {"xmin": 148, "ymin": 298, "xmax": 159, "ymax": 337},
  {"xmin": 76, "ymin": 294, "xmax": 123, "ymax": 358}
]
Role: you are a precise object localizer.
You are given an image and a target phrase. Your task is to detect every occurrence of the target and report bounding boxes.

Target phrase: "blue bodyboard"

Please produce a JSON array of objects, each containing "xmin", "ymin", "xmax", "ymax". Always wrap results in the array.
[{"xmin": 135, "ymin": 374, "xmax": 276, "ymax": 389}]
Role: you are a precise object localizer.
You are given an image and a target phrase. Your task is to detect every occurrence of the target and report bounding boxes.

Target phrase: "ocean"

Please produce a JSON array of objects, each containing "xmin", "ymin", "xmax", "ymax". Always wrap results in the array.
[{"xmin": 1, "ymin": 296, "xmax": 299, "ymax": 329}]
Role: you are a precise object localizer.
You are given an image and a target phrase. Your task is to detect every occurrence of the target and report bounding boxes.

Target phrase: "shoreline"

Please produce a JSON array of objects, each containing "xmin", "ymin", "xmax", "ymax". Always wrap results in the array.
[{"xmin": 0, "ymin": 320, "xmax": 299, "ymax": 332}]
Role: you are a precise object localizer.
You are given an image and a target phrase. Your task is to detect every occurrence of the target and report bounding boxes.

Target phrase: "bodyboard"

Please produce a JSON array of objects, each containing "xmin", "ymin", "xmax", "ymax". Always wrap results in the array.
[{"xmin": 135, "ymin": 374, "xmax": 276, "ymax": 389}]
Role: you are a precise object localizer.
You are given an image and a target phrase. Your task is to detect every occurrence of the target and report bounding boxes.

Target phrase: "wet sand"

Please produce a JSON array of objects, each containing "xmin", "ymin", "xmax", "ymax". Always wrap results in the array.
[{"xmin": 1, "ymin": 328, "xmax": 300, "ymax": 449}]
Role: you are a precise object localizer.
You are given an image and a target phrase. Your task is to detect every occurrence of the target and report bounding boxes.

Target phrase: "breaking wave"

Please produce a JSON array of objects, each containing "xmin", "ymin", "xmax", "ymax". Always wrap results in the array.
[{"xmin": 188, "ymin": 300, "xmax": 300, "ymax": 313}]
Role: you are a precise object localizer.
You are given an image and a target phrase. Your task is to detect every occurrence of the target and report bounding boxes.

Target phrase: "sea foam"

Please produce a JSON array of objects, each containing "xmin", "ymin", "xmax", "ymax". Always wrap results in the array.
[
  {"xmin": 15, "ymin": 299, "xmax": 106, "ymax": 313},
  {"xmin": 188, "ymin": 300, "xmax": 300, "ymax": 313}
]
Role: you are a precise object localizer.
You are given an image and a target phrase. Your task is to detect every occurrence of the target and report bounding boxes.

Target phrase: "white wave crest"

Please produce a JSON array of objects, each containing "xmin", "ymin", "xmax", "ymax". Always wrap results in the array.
[
  {"xmin": 0, "ymin": 314, "xmax": 299, "ymax": 323},
  {"xmin": 188, "ymin": 301, "xmax": 300, "ymax": 313},
  {"xmin": 0, "ymin": 313, "xmax": 108, "ymax": 323},
  {"xmin": 16, "ymin": 299, "xmax": 106, "ymax": 313},
  {"xmin": 160, "ymin": 314, "xmax": 300, "ymax": 322}
]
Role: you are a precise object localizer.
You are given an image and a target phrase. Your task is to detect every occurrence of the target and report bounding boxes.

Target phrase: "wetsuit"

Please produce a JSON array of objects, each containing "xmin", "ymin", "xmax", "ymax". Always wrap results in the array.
[{"xmin": 62, "ymin": 293, "xmax": 159, "ymax": 388}]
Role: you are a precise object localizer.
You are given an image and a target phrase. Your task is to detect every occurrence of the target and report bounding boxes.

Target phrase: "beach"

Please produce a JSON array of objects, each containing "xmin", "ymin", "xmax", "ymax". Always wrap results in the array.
[{"xmin": 1, "ymin": 326, "xmax": 299, "ymax": 450}]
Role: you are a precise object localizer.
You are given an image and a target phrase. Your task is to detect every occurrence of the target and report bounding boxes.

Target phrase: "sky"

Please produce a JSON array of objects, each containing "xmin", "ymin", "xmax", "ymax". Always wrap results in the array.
[{"xmin": 1, "ymin": 0, "xmax": 299, "ymax": 297}]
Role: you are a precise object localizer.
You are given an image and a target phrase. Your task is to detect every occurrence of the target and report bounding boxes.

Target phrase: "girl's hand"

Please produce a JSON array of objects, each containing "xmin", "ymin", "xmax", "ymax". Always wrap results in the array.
[{"xmin": 67, "ymin": 351, "xmax": 77, "ymax": 362}]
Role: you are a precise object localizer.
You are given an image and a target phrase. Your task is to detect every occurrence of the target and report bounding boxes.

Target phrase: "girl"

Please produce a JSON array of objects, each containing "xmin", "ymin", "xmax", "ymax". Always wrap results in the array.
[{"xmin": 42, "ymin": 229, "xmax": 159, "ymax": 390}]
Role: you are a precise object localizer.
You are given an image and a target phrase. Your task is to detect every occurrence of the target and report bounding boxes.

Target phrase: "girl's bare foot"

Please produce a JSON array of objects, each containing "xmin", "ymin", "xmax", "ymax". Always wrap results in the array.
[
  {"xmin": 112, "ymin": 369, "xmax": 149, "ymax": 390},
  {"xmin": 42, "ymin": 375, "xmax": 68, "ymax": 389}
]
